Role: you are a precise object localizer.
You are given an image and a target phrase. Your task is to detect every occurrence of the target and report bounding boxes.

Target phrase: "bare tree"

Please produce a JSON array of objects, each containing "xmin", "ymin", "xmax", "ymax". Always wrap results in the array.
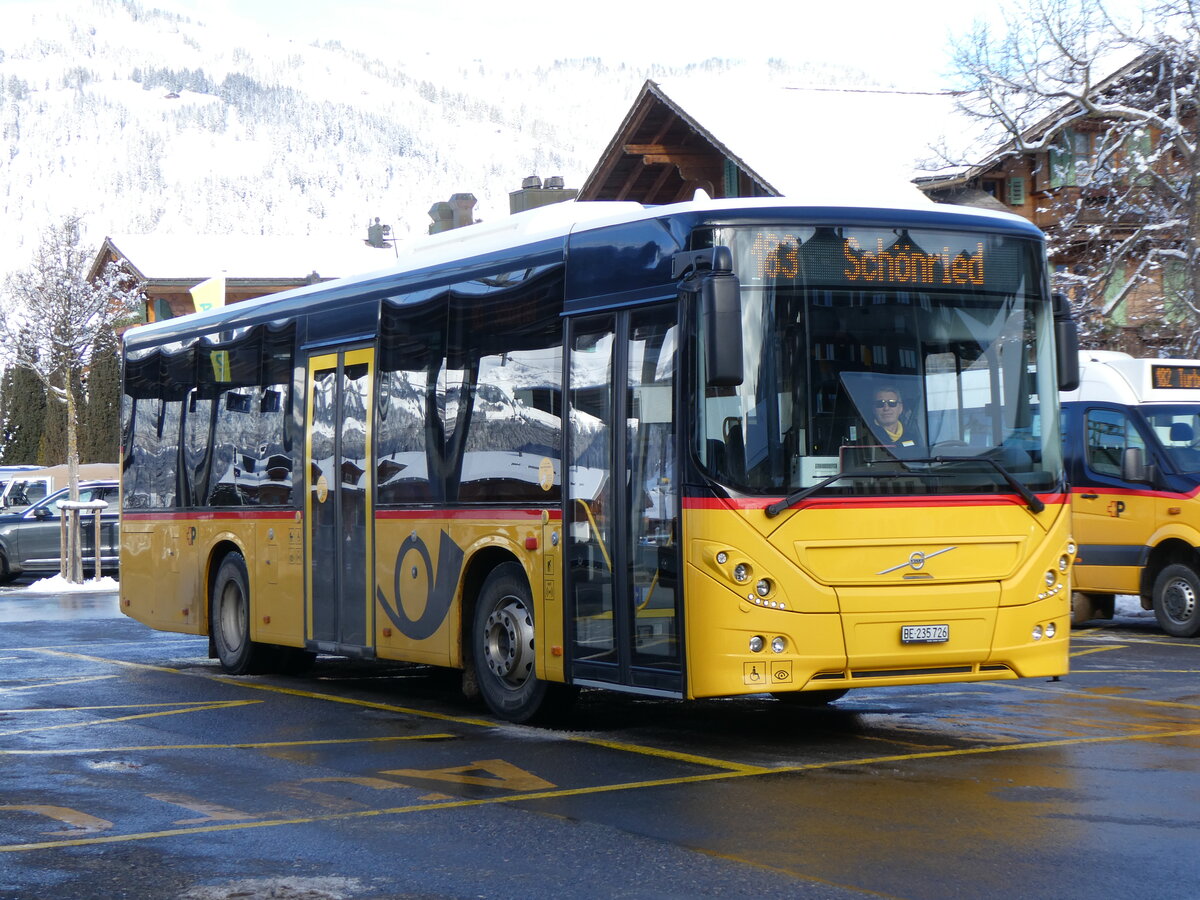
[
  {"xmin": 0, "ymin": 215, "xmax": 143, "ymax": 581},
  {"xmin": 952, "ymin": 0, "xmax": 1200, "ymax": 355}
]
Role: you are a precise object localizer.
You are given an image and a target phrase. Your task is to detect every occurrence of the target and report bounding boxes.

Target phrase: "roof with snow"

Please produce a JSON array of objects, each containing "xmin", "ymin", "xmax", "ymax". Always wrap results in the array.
[
  {"xmin": 580, "ymin": 79, "xmax": 991, "ymax": 207},
  {"xmin": 89, "ymin": 234, "xmax": 398, "ymax": 287}
]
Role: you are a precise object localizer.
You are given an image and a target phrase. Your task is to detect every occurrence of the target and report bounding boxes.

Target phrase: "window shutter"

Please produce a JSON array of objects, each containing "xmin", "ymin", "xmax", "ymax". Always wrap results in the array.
[{"xmin": 1007, "ymin": 177, "xmax": 1026, "ymax": 206}]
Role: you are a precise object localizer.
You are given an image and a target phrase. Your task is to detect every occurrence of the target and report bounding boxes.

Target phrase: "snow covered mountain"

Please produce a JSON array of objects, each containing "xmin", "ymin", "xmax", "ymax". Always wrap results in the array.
[{"xmin": 0, "ymin": 0, "xmax": 894, "ymax": 276}]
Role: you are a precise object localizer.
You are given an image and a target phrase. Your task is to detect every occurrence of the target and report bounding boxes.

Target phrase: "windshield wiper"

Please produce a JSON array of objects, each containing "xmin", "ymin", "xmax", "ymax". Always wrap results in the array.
[
  {"xmin": 764, "ymin": 454, "xmax": 1045, "ymax": 518},
  {"xmin": 765, "ymin": 469, "xmax": 912, "ymax": 518},
  {"xmin": 925, "ymin": 455, "xmax": 1044, "ymax": 513}
]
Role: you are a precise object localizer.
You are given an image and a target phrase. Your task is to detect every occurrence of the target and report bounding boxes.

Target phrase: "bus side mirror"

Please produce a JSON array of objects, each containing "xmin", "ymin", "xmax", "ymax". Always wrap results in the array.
[
  {"xmin": 1053, "ymin": 292, "xmax": 1080, "ymax": 391},
  {"xmin": 702, "ymin": 273, "xmax": 743, "ymax": 387}
]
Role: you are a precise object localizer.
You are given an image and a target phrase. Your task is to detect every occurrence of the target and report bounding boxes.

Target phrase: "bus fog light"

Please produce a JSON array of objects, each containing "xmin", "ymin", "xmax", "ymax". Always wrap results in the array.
[
  {"xmin": 1046, "ymin": 622, "xmax": 1057, "ymax": 638},
  {"xmin": 733, "ymin": 563, "xmax": 751, "ymax": 583},
  {"xmin": 771, "ymin": 636, "xmax": 786, "ymax": 653},
  {"xmin": 1044, "ymin": 570, "xmax": 1056, "ymax": 587},
  {"xmin": 756, "ymin": 579, "xmax": 772, "ymax": 597},
  {"xmin": 716, "ymin": 551, "xmax": 729, "ymax": 565},
  {"xmin": 749, "ymin": 635, "xmax": 765, "ymax": 653},
  {"xmin": 1032, "ymin": 625, "xmax": 1043, "ymax": 641}
]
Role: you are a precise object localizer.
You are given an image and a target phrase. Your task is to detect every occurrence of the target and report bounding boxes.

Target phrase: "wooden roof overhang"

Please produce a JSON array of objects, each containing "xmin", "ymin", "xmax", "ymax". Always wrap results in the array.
[{"xmin": 579, "ymin": 81, "xmax": 775, "ymax": 204}]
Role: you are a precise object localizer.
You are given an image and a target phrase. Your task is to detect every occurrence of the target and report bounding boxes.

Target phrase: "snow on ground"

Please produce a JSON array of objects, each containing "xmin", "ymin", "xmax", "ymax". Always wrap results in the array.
[{"xmin": 22, "ymin": 574, "xmax": 119, "ymax": 593}]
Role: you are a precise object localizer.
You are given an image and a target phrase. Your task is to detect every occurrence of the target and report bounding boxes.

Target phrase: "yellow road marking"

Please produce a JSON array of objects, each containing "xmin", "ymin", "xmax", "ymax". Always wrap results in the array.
[
  {"xmin": 1069, "ymin": 645, "xmax": 1125, "ymax": 658},
  {"xmin": 1071, "ymin": 633, "xmax": 1200, "ymax": 649},
  {"xmin": 0, "ymin": 734, "xmax": 455, "ymax": 756},
  {"xmin": 147, "ymin": 793, "xmax": 259, "ymax": 825},
  {"xmin": 3, "ymin": 725, "xmax": 1199, "ymax": 852},
  {"xmin": 381, "ymin": 758, "xmax": 556, "ymax": 791},
  {"xmin": 0, "ymin": 675, "xmax": 119, "ymax": 692},
  {"xmin": 999, "ymin": 680, "xmax": 1200, "ymax": 711},
  {"xmin": 0, "ymin": 701, "xmax": 262, "ymax": 737},
  {"xmin": 0, "ymin": 805, "xmax": 112, "ymax": 836}
]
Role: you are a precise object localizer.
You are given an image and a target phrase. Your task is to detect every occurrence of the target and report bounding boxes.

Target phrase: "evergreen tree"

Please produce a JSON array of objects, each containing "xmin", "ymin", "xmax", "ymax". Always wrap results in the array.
[
  {"xmin": 0, "ymin": 215, "xmax": 143, "ymax": 580},
  {"xmin": 0, "ymin": 357, "xmax": 47, "ymax": 464},
  {"xmin": 79, "ymin": 327, "xmax": 122, "ymax": 463}
]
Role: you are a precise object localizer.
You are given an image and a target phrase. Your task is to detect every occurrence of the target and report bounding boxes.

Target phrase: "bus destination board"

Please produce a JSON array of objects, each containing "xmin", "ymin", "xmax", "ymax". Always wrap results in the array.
[{"xmin": 1152, "ymin": 364, "xmax": 1200, "ymax": 390}]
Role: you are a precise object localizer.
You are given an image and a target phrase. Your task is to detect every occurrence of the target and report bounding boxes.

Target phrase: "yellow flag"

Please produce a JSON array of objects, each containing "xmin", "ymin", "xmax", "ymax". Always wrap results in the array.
[{"xmin": 190, "ymin": 276, "xmax": 225, "ymax": 313}]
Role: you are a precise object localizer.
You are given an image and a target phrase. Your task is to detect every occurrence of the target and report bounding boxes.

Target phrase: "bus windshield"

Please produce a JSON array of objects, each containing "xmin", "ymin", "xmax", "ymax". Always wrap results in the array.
[{"xmin": 695, "ymin": 223, "xmax": 1063, "ymax": 498}]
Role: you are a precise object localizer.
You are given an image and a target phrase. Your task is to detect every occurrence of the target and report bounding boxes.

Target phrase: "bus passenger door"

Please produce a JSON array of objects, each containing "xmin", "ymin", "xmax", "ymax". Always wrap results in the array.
[
  {"xmin": 305, "ymin": 348, "xmax": 374, "ymax": 653},
  {"xmin": 566, "ymin": 303, "xmax": 683, "ymax": 696}
]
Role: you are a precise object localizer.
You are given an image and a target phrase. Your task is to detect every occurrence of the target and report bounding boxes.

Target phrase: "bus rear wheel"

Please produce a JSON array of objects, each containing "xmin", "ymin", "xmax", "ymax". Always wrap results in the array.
[
  {"xmin": 210, "ymin": 552, "xmax": 270, "ymax": 675},
  {"xmin": 472, "ymin": 562, "xmax": 575, "ymax": 723},
  {"xmin": 1153, "ymin": 563, "xmax": 1200, "ymax": 637}
]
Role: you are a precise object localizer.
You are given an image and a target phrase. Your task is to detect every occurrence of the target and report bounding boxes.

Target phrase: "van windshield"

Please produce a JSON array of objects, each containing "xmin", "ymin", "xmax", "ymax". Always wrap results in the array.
[{"xmin": 1142, "ymin": 406, "xmax": 1200, "ymax": 474}]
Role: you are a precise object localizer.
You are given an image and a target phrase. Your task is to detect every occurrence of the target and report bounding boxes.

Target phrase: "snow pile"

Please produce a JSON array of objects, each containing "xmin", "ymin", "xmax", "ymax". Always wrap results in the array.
[{"xmin": 25, "ymin": 574, "xmax": 119, "ymax": 593}]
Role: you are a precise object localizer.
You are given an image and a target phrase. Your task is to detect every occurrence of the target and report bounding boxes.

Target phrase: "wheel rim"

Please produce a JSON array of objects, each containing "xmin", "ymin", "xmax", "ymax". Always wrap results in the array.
[
  {"xmin": 219, "ymin": 579, "xmax": 247, "ymax": 653},
  {"xmin": 1162, "ymin": 576, "xmax": 1197, "ymax": 625},
  {"xmin": 482, "ymin": 596, "xmax": 534, "ymax": 688}
]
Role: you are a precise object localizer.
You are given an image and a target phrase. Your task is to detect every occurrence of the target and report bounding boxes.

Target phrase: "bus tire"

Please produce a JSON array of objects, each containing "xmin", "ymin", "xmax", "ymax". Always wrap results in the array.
[
  {"xmin": 0, "ymin": 550, "xmax": 11, "ymax": 584},
  {"xmin": 210, "ymin": 552, "xmax": 269, "ymax": 675},
  {"xmin": 773, "ymin": 689, "xmax": 848, "ymax": 706},
  {"xmin": 472, "ymin": 562, "xmax": 575, "ymax": 723},
  {"xmin": 1071, "ymin": 592, "xmax": 1097, "ymax": 625},
  {"xmin": 1152, "ymin": 563, "xmax": 1200, "ymax": 637}
]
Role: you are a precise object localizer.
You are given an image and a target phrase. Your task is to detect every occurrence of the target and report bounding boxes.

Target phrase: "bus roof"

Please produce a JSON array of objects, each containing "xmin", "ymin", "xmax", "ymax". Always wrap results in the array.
[
  {"xmin": 1064, "ymin": 351, "xmax": 1200, "ymax": 406},
  {"xmin": 124, "ymin": 196, "xmax": 1044, "ymax": 352}
]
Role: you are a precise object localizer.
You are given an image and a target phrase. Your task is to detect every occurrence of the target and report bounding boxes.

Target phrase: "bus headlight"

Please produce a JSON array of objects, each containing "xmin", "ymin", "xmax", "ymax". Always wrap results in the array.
[
  {"xmin": 716, "ymin": 551, "xmax": 729, "ymax": 565},
  {"xmin": 1044, "ymin": 570, "xmax": 1057, "ymax": 587},
  {"xmin": 733, "ymin": 563, "xmax": 751, "ymax": 583},
  {"xmin": 1059, "ymin": 555, "xmax": 1070, "ymax": 573},
  {"xmin": 749, "ymin": 635, "xmax": 765, "ymax": 653},
  {"xmin": 756, "ymin": 579, "xmax": 772, "ymax": 597}
]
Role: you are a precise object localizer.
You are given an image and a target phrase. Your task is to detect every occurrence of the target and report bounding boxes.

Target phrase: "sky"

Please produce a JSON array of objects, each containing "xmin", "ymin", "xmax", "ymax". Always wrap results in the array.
[{"xmin": 155, "ymin": 0, "xmax": 1152, "ymax": 88}]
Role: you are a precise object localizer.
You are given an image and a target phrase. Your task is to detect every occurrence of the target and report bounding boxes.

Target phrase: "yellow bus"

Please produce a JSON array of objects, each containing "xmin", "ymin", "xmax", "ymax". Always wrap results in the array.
[{"xmin": 120, "ymin": 197, "xmax": 1080, "ymax": 722}]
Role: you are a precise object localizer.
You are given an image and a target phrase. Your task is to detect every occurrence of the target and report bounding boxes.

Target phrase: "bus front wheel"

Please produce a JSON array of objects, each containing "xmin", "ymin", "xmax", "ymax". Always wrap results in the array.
[
  {"xmin": 210, "ymin": 552, "xmax": 269, "ymax": 675},
  {"xmin": 1153, "ymin": 564, "xmax": 1200, "ymax": 637},
  {"xmin": 472, "ymin": 562, "xmax": 575, "ymax": 723}
]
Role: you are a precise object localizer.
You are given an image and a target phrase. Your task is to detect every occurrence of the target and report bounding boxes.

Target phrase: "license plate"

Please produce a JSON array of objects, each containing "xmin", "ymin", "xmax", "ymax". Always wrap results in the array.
[{"xmin": 901, "ymin": 624, "xmax": 949, "ymax": 644}]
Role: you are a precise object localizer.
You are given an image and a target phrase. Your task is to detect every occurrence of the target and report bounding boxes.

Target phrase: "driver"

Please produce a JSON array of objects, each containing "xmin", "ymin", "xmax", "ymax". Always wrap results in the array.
[{"xmin": 868, "ymin": 386, "xmax": 924, "ymax": 458}]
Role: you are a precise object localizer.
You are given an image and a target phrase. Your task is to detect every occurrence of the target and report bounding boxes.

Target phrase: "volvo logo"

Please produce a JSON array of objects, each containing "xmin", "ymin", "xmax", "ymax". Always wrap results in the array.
[{"xmin": 878, "ymin": 546, "xmax": 957, "ymax": 575}]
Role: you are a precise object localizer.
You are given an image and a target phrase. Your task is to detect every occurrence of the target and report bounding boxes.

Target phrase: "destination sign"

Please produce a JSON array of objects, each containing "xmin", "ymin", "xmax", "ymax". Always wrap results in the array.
[
  {"xmin": 738, "ymin": 228, "xmax": 1026, "ymax": 292},
  {"xmin": 1152, "ymin": 364, "xmax": 1200, "ymax": 390}
]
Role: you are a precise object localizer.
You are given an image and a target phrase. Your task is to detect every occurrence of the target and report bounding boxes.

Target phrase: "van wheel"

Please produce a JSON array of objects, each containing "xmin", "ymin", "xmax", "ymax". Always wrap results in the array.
[
  {"xmin": 1152, "ymin": 564, "xmax": 1200, "ymax": 637},
  {"xmin": 210, "ymin": 552, "xmax": 270, "ymax": 674},
  {"xmin": 473, "ymin": 562, "xmax": 576, "ymax": 723}
]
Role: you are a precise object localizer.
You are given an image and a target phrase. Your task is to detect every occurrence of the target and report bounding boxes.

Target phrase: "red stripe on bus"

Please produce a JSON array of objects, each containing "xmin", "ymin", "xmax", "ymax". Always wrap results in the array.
[
  {"xmin": 682, "ymin": 494, "xmax": 1069, "ymax": 512},
  {"xmin": 122, "ymin": 510, "xmax": 299, "ymax": 522},
  {"xmin": 1070, "ymin": 484, "xmax": 1200, "ymax": 501},
  {"xmin": 376, "ymin": 508, "xmax": 561, "ymax": 521}
]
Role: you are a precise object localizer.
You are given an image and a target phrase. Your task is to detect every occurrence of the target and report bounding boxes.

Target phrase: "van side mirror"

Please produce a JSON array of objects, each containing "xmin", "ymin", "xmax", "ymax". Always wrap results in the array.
[
  {"xmin": 1122, "ymin": 446, "xmax": 1151, "ymax": 483},
  {"xmin": 1053, "ymin": 292, "xmax": 1080, "ymax": 391},
  {"xmin": 701, "ymin": 274, "xmax": 743, "ymax": 387}
]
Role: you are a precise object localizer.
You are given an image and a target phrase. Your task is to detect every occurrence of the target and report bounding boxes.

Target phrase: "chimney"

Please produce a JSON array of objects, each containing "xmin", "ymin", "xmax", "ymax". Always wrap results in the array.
[{"xmin": 509, "ymin": 175, "xmax": 578, "ymax": 214}]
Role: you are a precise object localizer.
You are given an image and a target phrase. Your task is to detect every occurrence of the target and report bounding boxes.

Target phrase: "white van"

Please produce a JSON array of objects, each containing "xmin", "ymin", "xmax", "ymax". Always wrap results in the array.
[{"xmin": 0, "ymin": 463, "xmax": 119, "ymax": 511}]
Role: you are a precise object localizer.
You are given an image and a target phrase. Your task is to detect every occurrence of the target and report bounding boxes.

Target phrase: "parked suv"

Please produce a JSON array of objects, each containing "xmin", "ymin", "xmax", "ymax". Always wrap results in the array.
[{"xmin": 0, "ymin": 481, "xmax": 119, "ymax": 582}]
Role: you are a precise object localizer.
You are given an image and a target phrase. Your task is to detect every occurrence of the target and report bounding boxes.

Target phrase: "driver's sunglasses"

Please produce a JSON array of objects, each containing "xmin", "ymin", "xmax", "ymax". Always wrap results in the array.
[{"xmin": 874, "ymin": 399, "xmax": 900, "ymax": 408}]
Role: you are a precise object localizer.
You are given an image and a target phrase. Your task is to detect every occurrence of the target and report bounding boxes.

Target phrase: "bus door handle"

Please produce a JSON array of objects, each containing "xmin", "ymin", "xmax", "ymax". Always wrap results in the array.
[{"xmin": 1080, "ymin": 493, "xmax": 1099, "ymax": 499}]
